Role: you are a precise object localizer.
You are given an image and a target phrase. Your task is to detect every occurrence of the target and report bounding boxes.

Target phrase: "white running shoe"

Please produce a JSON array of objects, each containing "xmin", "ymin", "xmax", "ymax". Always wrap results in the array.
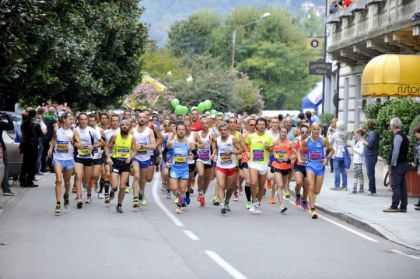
[{"xmin": 98, "ymin": 193, "xmax": 104, "ymax": 199}]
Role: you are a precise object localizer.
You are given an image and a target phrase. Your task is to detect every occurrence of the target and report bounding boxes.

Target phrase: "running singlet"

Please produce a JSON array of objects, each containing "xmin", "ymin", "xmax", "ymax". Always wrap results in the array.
[
  {"xmin": 75, "ymin": 126, "xmax": 97, "ymax": 159},
  {"xmin": 246, "ymin": 133, "xmax": 273, "ymax": 165},
  {"xmin": 104, "ymin": 128, "xmax": 120, "ymax": 152},
  {"xmin": 133, "ymin": 127, "xmax": 151, "ymax": 161},
  {"xmin": 197, "ymin": 132, "xmax": 211, "ymax": 164},
  {"xmin": 306, "ymin": 137, "xmax": 325, "ymax": 163},
  {"xmin": 295, "ymin": 137, "xmax": 307, "ymax": 166},
  {"xmin": 54, "ymin": 127, "xmax": 74, "ymax": 160},
  {"xmin": 171, "ymin": 139, "xmax": 189, "ymax": 169},
  {"xmin": 216, "ymin": 136, "xmax": 236, "ymax": 169},
  {"xmin": 91, "ymin": 127, "xmax": 103, "ymax": 160},
  {"xmin": 112, "ymin": 133, "xmax": 132, "ymax": 159},
  {"xmin": 187, "ymin": 132, "xmax": 196, "ymax": 165},
  {"xmin": 272, "ymin": 139, "xmax": 293, "ymax": 170}
]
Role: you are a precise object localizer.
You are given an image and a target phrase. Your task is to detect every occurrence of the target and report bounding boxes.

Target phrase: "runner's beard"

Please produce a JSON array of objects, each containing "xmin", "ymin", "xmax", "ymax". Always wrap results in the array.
[{"xmin": 121, "ymin": 129, "xmax": 129, "ymax": 136}]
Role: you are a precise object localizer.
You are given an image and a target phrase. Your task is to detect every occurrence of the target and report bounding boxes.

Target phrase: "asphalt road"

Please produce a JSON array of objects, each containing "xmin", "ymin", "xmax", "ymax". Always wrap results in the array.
[{"xmin": 1, "ymin": 173, "xmax": 419, "ymax": 279}]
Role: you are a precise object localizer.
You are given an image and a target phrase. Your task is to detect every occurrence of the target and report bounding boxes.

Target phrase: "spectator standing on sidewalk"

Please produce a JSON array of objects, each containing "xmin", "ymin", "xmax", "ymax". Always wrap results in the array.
[
  {"xmin": 413, "ymin": 125, "xmax": 420, "ymax": 211},
  {"xmin": 41, "ymin": 107, "xmax": 58, "ymax": 172},
  {"xmin": 363, "ymin": 119, "xmax": 379, "ymax": 196},
  {"xmin": 330, "ymin": 120, "xmax": 348, "ymax": 190},
  {"xmin": 35, "ymin": 108, "xmax": 47, "ymax": 175},
  {"xmin": 383, "ymin": 117, "xmax": 409, "ymax": 213},
  {"xmin": 1, "ymin": 112, "xmax": 15, "ymax": 196},
  {"xmin": 327, "ymin": 118, "xmax": 337, "ymax": 172},
  {"xmin": 351, "ymin": 128, "xmax": 365, "ymax": 194}
]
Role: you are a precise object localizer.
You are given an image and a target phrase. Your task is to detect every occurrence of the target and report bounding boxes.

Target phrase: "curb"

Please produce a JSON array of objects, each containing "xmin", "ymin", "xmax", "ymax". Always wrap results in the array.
[{"xmin": 315, "ymin": 203, "xmax": 420, "ymax": 251}]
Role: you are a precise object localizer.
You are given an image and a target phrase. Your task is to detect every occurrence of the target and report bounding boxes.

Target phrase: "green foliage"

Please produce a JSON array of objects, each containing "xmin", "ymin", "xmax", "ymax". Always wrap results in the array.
[
  {"xmin": 375, "ymin": 99, "xmax": 420, "ymax": 163},
  {"xmin": 0, "ymin": 0, "xmax": 147, "ymax": 110},
  {"xmin": 319, "ymin": 113, "xmax": 335, "ymax": 126},
  {"xmin": 363, "ymin": 102, "xmax": 385, "ymax": 120},
  {"xmin": 409, "ymin": 115, "xmax": 420, "ymax": 161}
]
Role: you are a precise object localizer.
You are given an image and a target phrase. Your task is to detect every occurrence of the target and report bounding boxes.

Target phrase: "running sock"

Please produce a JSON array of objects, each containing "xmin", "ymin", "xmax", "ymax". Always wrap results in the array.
[
  {"xmin": 311, "ymin": 207, "xmax": 315, "ymax": 211},
  {"xmin": 104, "ymin": 181, "xmax": 110, "ymax": 194},
  {"xmin": 99, "ymin": 179, "xmax": 104, "ymax": 193},
  {"xmin": 117, "ymin": 203, "xmax": 122, "ymax": 207},
  {"xmin": 56, "ymin": 201, "xmax": 61, "ymax": 204},
  {"xmin": 245, "ymin": 185, "xmax": 251, "ymax": 202}
]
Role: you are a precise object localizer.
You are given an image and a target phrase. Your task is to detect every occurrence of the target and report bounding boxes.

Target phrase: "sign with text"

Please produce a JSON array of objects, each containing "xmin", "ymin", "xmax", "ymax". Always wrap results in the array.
[{"xmin": 309, "ymin": 61, "xmax": 332, "ymax": 75}]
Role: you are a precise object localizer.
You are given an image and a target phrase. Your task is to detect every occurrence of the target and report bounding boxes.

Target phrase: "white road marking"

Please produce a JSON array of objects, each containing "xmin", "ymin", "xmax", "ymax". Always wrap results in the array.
[
  {"xmin": 183, "ymin": 230, "xmax": 199, "ymax": 241},
  {"xmin": 287, "ymin": 200, "xmax": 378, "ymax": 243},
  {"xmin": 391, "ymin": 249, "xmax": 420, "ymax": 260},
  {"xmin": 205, "ymin": 250, "xmax": 247, "ymax": 279},
  {"xmin": 152, "ymin": 177, "xmax": 184, "ymax": 227}
]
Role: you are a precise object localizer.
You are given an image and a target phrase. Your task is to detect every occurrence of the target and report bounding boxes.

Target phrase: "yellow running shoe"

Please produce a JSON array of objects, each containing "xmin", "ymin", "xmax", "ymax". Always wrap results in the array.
[
  {"xmin": 176, "ymin": 206, "xmax": 182, "ymax": 214},
  {"xmin": 174, "ymin": 197, "xmax": 179, "ymax": 204},
  {"xmin": 269, "ymin": 196, "xmax": 275, "ymax": 204},
  {"xmin": 311, "ymin": 209, "xmax": 318, "ymax": 219},
  {"xmin": 141, "ymin": 197, "xmax": 147, "ymax": 206}
]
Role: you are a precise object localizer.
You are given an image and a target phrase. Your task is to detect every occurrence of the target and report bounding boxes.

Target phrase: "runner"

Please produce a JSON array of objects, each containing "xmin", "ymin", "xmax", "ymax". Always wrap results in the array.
[
  {"xmin": 160, "ymin": 120, "xmax": 175, "ymax": 199},
  {"xmin": 132, "ymin": 112, "xmax": 157, "ymax": 208},
  {"xmin": 88, "ymin": 114, "xmax": 105, "ymax": 198},
  {"xmin": 166, "ymin": 122, "xmax": 195, "ymax": 214},
  {"xmin": 196, "ymin": 117, "xmax": 216, "ymax": 207},
  {"xmin": 240, "ymin": 117, "xmax": 256, "ymax": 209},
  {"xmin": 215, "ymin": 122, "xmax": 242, "ymax": 214},
  {"xmin": 73, "ymin": 113, "xmax": 102, "ymax": 207},
  {"xmin": 267, "ymin": 117, "xmax": 280, "ymax": 204},
  {"xmin": 283, "ymin": 117, "xmax": 298, "ymax": 198},
  {"xmin": 105, "ymin": 119, "xmax": 135, "ymax": 213},
  {"xmin": 228, "ymin": 116, "xmax": 246, "ymax": 202},
  {"xmin": 102, "ymin": 115, "xmax": 120, "ymax": 202},
  {"xmin": 294, "ymin": 124, "xmax": 310, "ymax": 210},
  {"xmin": 271, "ymin": 126, "xmax": 296, "ymax": 214},
  {"xmin": 299, "ymin": 123, "xmax": 334, "ymax": 219},
  {"xmin": 246, "ymin": 117, "xmax": 273, "ymax": 214},
  {"xmin": 48, "ymin": 112, "xmax": 75, "ymax": 215}
]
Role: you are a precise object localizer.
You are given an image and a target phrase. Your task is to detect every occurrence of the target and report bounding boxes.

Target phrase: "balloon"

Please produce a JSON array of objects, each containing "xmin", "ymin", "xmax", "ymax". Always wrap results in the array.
[
  {"xmin": 171, "ymin": 98, "xmax": 180, "ymax": 108},
  {"xmin": 174, "ymin": 105, "xmax": 183, "ymax": 115},
  {"xmin": 204, "ymin": 100, "xmax": 212, "ymax": 110},
  {"xmin": 210, "ymin": 109, "xmax": 217, "ymax": 116},
  {"xmin": 181, "ymin": 106, "xmax": 189, "ymax": 115},
  {"xmin": 197, "ymin": 102, "xmax": 206, "ymax": 113}
]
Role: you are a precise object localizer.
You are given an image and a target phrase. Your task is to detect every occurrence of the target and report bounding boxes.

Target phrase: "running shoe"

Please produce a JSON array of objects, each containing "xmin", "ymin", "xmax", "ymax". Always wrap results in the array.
[
  {"xmin": 249, "ymin": 204, "xmax": 257, "ymax": 214},
  {"xmin": 63, "ymin": 193, "xmax": 69, "ymax": 209},
  {"xmin": 311, "ymin": 209, "xmax": 318, "ymax": 219},
  {"xmin": 174, "ymin": 196, "xmax": 179, "ymax": 204},
  {"xmin": 233, "ymin": 192, "xmax": 239, "ymax": 201},
  {"xmin": 166, "ymin": 191, "xmax": 171, "ymax": 199},
  {"xmin": 285, "ymin": 189, "xmax": 290, "ymax": 199},
  {"xmin": 225, "ymin": 204, "xmax": 231, "ymax": 212},
  {"xmin": 359, "ymin": 189, "xmax": 364, "ymax": 194},
  {"xmin": 98, "ymin": 192, "xmax": 104, "ymax": 199},
  {"xmin": 197, "ymin": 193, "xmax": 203, "ymax": 202},
  {"xmin": 104, "ymin": 194, "xmax": 110, "ymax": 204},
  {"xmin": 246, "ymin": 201, "xmax": 252, "ymax": 209},
  {"xmin": 133, "ymin": 197, "xmax": 139, "ymax": 208},
  {"xmin": 256, "ymin": 204, "xmax": 262, "ymax": 214},
  {"xmin": 141, "ymin": 197, "xmax": 147, "ymax": 206},
  {"xmin": 280, "ymin": 204, "xmax": 287, "ymax": 214},
  {"xmin": 295, "ymin": 196, "xmax": 301, "ymax": 206},
  {"xmin": 176, "ymin": 206, "xmax": 182, "ymax": 214},
  {"xmin": 110, "ymin": 189, "xmax": 115, "ymax": 200},
  {"xmin": 269, "ymin": 196, "xmax": 275, "ymax": 204},
  {"xmin": 201, "ymin": 196, "xmax": 206, "ymax": 207},
  {"xmin": 239, "ymin": 185, "xmax": 243, "ymax": 193},
  {"xmin": 365, "ymin": 191, "xmax": 377, "ymax": 196},
  {"xmin": 54, "ymin": 204, "xmax": 61, "ymax": 215},
  {"xmin": 77, "ymin": 199, "xmax": 83, "ymax": 209},
  {"xmin": 221, "ymin": 204, "xmax": 227, "ymax": 214},
  {"xmin": 189, "ymin": 189, "xmax": 194, "ymax": 195},
  {"xmin": 266, "ymin": 180, "xmax": 272, "ymax": 190},
  {"xmin": 301, "ymin": 201, "xmax": 309, "ymax": 211},
  {"xmin": 350, "ymin": 190, "xmax": 357, "ymax": 194},
  {"xmin": 185, "ymin": 192, "xmax": 190, "ymax": 205},
  {"xmin": 85, "ymin": 195, "xmax": 92, "ymax": 204},
  {"xmin": 125, "ymin": 186, "xmax": 131, "ymax": 194},
  {"xmin": 212, "ymin": 197, "xmax": 220, "ymax": 206},
  {"xmin": 116, "ymin": 205, "xmax": 123, "ymax": 213}
]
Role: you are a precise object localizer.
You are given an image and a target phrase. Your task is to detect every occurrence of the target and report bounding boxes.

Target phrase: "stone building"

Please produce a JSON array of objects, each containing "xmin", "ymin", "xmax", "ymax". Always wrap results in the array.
[{"xmin": 324, "ymin": 0, "xmax": 420, "ymax": 132}]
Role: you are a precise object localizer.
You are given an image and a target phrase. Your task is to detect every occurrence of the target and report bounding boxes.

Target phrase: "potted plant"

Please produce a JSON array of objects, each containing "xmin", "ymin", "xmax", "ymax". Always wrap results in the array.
[{"xmin": 375, "ymin": 99, "xmax": 420, "ymax": 196}]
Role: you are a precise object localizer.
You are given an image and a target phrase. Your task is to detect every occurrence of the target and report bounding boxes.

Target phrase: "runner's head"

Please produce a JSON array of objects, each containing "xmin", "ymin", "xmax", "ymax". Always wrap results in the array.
[
  {"xmin": 228, "ymin": 116, "xmax": 237, "ymax": 131},
  {"xmin": 280, "ymin": 126, "xmax": 288, "ymax": 140},
  {"xmin": 137, "ymin": 112, "xmax": 147, "ymax": 126},
  {"xmin": 123, "ymin": 109, "xmax": 131, "ymax": 120},
  {"xmin": 183, "ymin": 118, "xmax": 192, "ymax": 133},
  {"xmin": 78, "ymin": 113, "xmax": 88, "ymax": 128},
  {"xmin": 120, "ymin": 119, "xmax": 130, "ymax": 135},
  {"xmin": 284, "ymin": 117, "xmax": 292, "ymax": 131},
  {"xmin": 256, "ymin": 117, "xmax": 267, "ymax": 133},
  {"xmin": 300, "ymin": 124, "xmax": 310, "ymax": 140},
  {"xmin": 215, "ymin": 113, "xmax": 223, "ymax": 126},
  {"xmin": 162, "ymin": 120, "xmax": 171, "ymax": 133},
  {"xmin": 270, "ymin": 117, "xmax": 280, "ymax": 130},
  {"xmin": 191, "ymin": 109, "xmax": 199, "ymax": 122},
  {"xmin": 111, "ymin": 114, "xmax": 120, "ymax": 129},
  {"xmin": 200, "ymin": 117, "xmax": 209, "ymax": 131},
  {"xmin": 62, "ymin": 112, "xmax": 74, "ymax": 129},
  {"xmin": 219, "ymin": 121, "xmax": 229, "ymax": 138},
  {"xmin": 88, "ymin": 113, "xmax": 96, "ymax": 128},
  {"xmin": 170, "ymin": 121, "xmax": 176, "ymax": 133},
  {"xmin": 100, "ymin": 113, "xmax": 109, "ymax": 126},
  {"xmin": 176, "ymin": 122, "xmax": 186, "ymax": 139},
  {"xmin": 310, "ymin": 122, "xmax": 321, "ymax": 137}
]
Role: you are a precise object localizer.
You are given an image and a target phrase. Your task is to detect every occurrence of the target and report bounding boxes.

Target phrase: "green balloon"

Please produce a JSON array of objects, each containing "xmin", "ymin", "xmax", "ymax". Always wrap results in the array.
[
  {"xmin": 174, "ymin": 105, "xmax": 183, "ymax": 115},
  {"xmin": 210, "ymin": 109, "xmax": 217, "ymax": 116},
  {"xmin": 171, "ymin": 98, "xmax": 180, "ymax": 108},
  {"xmin": 204, "ymin": 100, "xmax": 212, "ymax": 110},
  {"xmin": 197, "ymin": 102, "xmax": 206, "ymax": 113},
  {"xmin": 181, "ymin": 106, "xmax": 189, "ymax": 115}
]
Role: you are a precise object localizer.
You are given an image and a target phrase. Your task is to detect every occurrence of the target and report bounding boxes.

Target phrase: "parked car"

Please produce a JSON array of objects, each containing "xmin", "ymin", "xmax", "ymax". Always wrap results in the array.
[
  {"xmin": 1, "ymin": 111, "xmax": 23, "ymax": 180},
  {"xmin": 0, "ymin": 143, "xmax": 4, "ymax": 184}
]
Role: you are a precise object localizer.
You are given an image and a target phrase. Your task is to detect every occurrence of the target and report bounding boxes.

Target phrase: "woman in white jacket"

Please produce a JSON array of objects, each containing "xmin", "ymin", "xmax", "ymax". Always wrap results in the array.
[
  {"xmin": 329, "ymin": 120, "xmax": 347, "ymax": 190},
  {"xmin": 351, "ymin": 129, "xmax": 365, "ymax": 194}
]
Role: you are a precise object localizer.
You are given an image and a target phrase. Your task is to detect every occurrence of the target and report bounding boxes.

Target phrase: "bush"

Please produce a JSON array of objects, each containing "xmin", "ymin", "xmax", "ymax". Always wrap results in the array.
[
  {"xmin": 364, "ymin": 102, "xmax": 385, "ymax": 120},
  {"xmin": 319, "ymin": 113, "xmax": 335, "ymax": 126},
  {"xmin": 409, "ymin": 115, "xmax": 420, "ymax": 161},
  {"xmin": 375, "ymin": 99, "xmax": 420, "ymax": 163}
]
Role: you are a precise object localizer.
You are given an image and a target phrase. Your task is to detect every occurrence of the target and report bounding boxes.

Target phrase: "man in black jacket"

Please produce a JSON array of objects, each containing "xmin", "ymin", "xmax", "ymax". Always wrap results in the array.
[
  {"xmin": 19, "ymin": 109, "xmax": 44, "ymax": 187},
  {"xmin": 1, "ymin": 112, "xmax": 15, "ymax": 195}
]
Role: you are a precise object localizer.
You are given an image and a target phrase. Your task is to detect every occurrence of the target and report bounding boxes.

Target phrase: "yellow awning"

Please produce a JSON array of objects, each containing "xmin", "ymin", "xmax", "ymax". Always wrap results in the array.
[{"xmin": 361, "ymin": 54, "xmax": 420, "ymax": 97}]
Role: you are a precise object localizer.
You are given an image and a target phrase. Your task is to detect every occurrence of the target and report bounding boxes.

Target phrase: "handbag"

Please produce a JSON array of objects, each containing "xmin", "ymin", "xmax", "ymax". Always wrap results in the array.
[{"xmin": 343, "ymin": 146, "xmax": 351, "ymax": 169}]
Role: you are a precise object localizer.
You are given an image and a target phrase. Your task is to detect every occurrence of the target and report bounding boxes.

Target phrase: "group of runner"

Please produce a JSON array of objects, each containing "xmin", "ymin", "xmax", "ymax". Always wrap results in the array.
[{"xmin": 49, "ymin": 108, "xmax": 334, "ymax": 219}]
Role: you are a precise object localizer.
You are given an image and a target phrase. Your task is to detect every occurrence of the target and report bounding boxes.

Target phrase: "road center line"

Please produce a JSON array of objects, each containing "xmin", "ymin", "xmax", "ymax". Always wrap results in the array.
[
  {"xmin": 286, "ymin": 200, "xmax": 378, "ymax": 243},
  {"xmin": 152, "ymin": 177, "xmax": 184, "ymax": 227},
  {"xmin": 205, "ymin": 250, "xmax": 247, "ymax": 279},
  {"xmin": 391, "ymin": 249, "xmax": 420, "ymax": 260},
  {"xmin": 183, "ymin": 230, "xmax": 199, "ymax": 241}
]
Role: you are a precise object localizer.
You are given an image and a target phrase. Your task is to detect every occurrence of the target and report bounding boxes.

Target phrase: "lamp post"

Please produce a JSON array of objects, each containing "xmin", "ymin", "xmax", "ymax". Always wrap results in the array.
[{"xmin": 231, "ymin": 12, "xmax": 271, "ymax": 70}]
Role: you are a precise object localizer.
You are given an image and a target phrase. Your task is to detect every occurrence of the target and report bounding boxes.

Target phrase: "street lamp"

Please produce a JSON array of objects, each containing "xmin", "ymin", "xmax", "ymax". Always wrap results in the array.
[{"xmin": 231, "ymin": 12, "xmax": 271, "ymax": 70}]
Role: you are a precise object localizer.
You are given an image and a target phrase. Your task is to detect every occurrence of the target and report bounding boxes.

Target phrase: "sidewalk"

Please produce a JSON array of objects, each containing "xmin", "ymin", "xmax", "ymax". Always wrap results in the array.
[{"xmin": 312, "ymin": 160, "xmax": 420, "ymax": 251}]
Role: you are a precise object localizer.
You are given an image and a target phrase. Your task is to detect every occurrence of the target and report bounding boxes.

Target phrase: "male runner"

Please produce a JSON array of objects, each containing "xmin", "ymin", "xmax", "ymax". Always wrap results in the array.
[
  {"xmin": 294, "ymin": 124, "xmax": 310, "ymax": 210},
  {"xmin": 267, "ymin": 117, "xmax": 280, "ymax": 204},
  {"xmin": 102, "ymin": 115, "xmax": 120, "ymax": 202},
  {"xmin": 88, "ymin": 114, "xmax": 105, "ymax": 198},
  {"xmin": 228, "ymin": 116, "xmax": 246, "ymax": 202},
  {"xmin": 240, "ymin": 117, "xmax": 256, "ymax": 209}
]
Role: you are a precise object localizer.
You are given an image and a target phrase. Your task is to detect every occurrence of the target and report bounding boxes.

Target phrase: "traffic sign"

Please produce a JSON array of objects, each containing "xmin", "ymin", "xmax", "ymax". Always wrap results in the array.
[{"xmin": 309, "ymin": 61, "xmax": 332, "ymax": 75}]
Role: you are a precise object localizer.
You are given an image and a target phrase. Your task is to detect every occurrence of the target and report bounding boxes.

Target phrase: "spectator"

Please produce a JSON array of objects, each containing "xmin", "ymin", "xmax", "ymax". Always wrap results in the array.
[
  {"xmin": 383, "ymin": 117, "xmax": 409, "ymax": 213},
  {"xmin": 413, "ymin": 125, "xmax": 420, "ymax": 211},
  {"xmin": 35, "ymin": 107, "xmax": 47, "ymax": 174},
  {"xmin": 1, "ymin": 112, "xmax": 15, "ymax": 196},
  {"xmin": 363, "ymin": 119, "xmax": 379, "ymax": 196},
  {"xmin": 311, "ymin": 111, "xmax": 320, "ymax": 124},
  {"xmin": 329, "ymin": 0, "xmax": 339, "ymax": 14},
  {"xmin": 19, "ymin": 108, "xmax": 44, "ymax": 187},
  {"xmin": 327, "ymin": 118, "xmax": 337, "ymax": 172},
  {"xmin": 330, "ymin": 120, "xmax": 347, "ymax": 190},
  {"xmin": 351, "ymin": 128, "xmax": 365, "ymax": 194},
  {"xmin": 41, "ymin": 107, "xmax": 58, "ymax": 173},
  {"xmin": 305, "ymin": 111, "xmax": 312, "ymax": 125}
]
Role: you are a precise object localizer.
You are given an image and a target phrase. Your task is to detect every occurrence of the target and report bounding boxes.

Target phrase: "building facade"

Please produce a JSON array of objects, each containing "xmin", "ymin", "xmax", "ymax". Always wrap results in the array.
[{"xmin": 324, "ymin": 0, "xmax": 420, "ymax": 133}]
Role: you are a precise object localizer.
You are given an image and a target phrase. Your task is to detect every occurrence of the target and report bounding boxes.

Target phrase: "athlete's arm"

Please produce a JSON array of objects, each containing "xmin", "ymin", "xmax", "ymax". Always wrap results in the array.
[
  {"xmin": 153, "ymin": 124, "xmax": 163, "ymax": 146},
  {"xmin": 195, "ymin": 133, "xmax": 205, "ymax": 149},
  {"xmin": 105, "ymin": 135, "xmax": 116, "ymax": 165},
  {"xmin": 297, "ymin": 139, "xmax": 307, "ymax": 163},
  {"xmin": 47, "ymin": 131, "xmax": 57, "ymax": 157},
  {"xmin": 73, "ymin": 129, "xmax": 83, "ymax": 149},
  {"xmin": 323, "ymin": 137, "xmax": 335, "ymax": 166},
  {"xmin": 210, "ymin": 134, "xmax": 217, "ymax": 161},
  {"xmin": 290, "ymin": 142, "xmax": 297, "ymax": 162},
  {"xmin": 232, "ymin": 137, "xmax": 243, "ymax": 155},
  {"xmin": 96, "ymin": 130, "xmax": 105, "ymax": 148}
]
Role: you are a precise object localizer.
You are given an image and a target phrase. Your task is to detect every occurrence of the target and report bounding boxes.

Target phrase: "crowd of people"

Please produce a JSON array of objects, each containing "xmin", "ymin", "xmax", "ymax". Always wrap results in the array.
[
  {"xmin": 329, "ymin": 0, "xmax": 354, "ymax": 14},
  {"xmin": 3, "ymin": 106, "xmax": 420, "ymax": 216}
]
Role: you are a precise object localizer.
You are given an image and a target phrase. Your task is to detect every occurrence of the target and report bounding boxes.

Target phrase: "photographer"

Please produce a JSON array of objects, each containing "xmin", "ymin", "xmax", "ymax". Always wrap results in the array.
[{"xmin": 1, "ymin": 112, "xmax": 15, "ymax": 196}]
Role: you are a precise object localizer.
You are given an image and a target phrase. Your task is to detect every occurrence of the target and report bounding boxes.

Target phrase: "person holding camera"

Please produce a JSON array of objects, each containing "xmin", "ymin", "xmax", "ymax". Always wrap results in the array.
[{"xmin": 1, "ymin": 112, "xmax": 15, "ymax": 196}]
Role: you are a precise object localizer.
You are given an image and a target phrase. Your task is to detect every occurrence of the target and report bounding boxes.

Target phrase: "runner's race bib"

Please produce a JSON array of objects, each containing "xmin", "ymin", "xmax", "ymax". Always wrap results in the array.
[
  {"xmin": 253, "ymin": 149, "xmax": 264, "ymax": 162},
  {"xmin": 220, "ymin": 152, "xmax": 232, "ymax": 165},
  {"xmin": 198, "ymin": 149, "xmax": 210, "ymax": 161},
  {"xmin": 56, "ymin": 141, "xmax": 69, "ymax": 153},
  {"xmin": 274, "ymin": 150, "xmax": 287, "ymax": 162},
  {"xmin": 309, "ymin": 150, "xmax": 322, "ymax": 162}
]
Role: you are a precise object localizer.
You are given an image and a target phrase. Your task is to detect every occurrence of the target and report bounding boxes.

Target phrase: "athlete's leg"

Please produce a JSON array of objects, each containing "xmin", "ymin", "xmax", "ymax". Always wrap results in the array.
[{"xmin": 257, "ymin": 173, "xmax": 267, "ymax": 203}]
